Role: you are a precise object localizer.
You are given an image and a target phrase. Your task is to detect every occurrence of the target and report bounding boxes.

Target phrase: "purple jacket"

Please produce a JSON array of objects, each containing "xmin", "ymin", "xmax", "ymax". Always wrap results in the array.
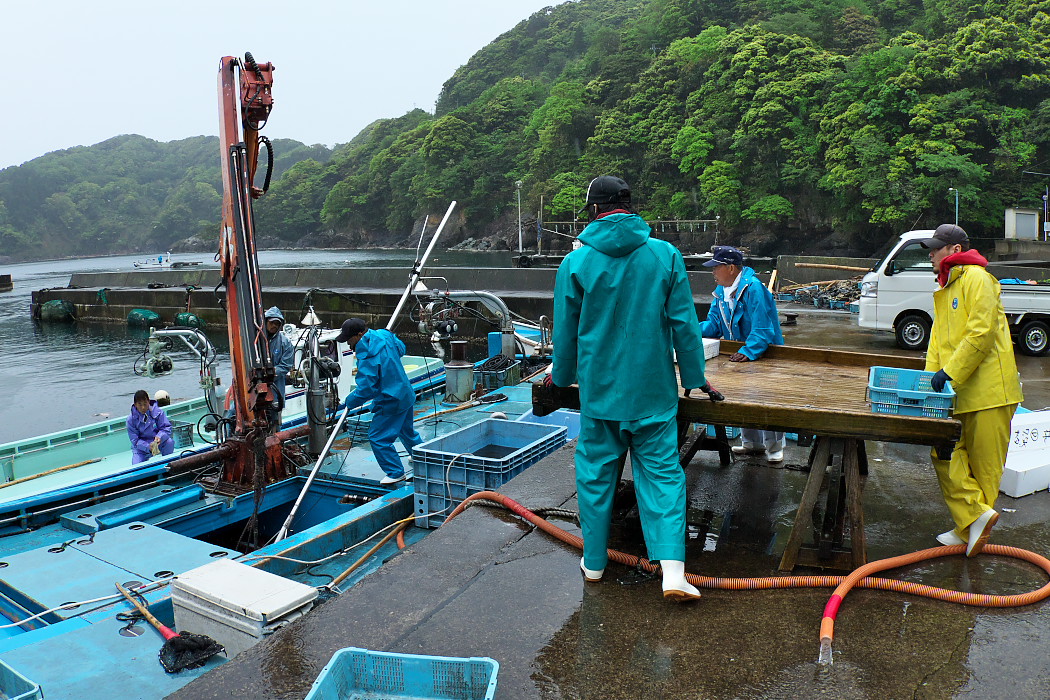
[{"xmin": 126, "ymin": 401, "xmax": 173, "ymax": 456}]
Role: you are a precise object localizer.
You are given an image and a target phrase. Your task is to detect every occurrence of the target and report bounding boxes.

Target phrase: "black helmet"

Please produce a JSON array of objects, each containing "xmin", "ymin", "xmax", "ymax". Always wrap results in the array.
[{"xmin": 585, "ymin": 176, "xmax": 631, "ymax": 206}]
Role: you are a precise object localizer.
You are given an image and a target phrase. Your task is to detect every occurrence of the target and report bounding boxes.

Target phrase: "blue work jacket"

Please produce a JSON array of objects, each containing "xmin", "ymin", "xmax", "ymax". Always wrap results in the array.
[
  {"xmin": 700, "ymin": 266, "xmax": 784, "ymax": 360},
  {"xmin": 342, "ymin": 329, "xmax": 415, "ymax": 412},
  {"xmin": 552, "ymin": 212, "xmax": 707, "ymax": 421}
]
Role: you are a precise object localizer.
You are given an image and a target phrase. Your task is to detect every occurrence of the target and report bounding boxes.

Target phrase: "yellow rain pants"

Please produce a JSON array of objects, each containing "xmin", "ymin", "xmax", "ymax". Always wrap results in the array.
[{"xmin": 931, "ymin": 403, "xmax": 1017, "ymax": 538}]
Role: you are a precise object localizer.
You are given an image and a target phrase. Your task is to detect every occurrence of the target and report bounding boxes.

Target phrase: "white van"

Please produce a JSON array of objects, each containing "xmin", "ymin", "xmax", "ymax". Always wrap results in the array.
[{"xmin": 858, "ymin": 230, "xmax": 1050, "ymax": 355}]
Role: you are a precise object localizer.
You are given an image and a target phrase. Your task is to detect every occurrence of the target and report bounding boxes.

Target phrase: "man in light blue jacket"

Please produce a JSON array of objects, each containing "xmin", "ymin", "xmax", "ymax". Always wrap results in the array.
[
  {"xmin": 700, "ymin": 246, "xmax": 786, "ymax": 462},
  {"xmin": 338, "ymin": 318, "xmax": 422, "ymax": 485},
  {"xmin": 552, "ymin": 176, "xmax": 722, "ymax": 602}
]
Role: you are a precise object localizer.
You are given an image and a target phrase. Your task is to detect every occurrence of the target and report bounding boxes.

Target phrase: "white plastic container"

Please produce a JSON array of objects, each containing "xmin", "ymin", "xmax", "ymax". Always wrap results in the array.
[
  {"xmin": 703, "ymin": 338, "xmax": 720, "ymax": 360},
  {"xmin": 171, "ymin": 559, "xmax": 318, "ymax": 657}
]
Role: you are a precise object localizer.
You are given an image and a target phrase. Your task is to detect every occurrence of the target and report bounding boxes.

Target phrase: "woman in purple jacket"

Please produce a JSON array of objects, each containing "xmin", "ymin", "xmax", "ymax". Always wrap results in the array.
[{"xmin": 126, "ymin": 389, "xmax": 174, "ymax": 464}]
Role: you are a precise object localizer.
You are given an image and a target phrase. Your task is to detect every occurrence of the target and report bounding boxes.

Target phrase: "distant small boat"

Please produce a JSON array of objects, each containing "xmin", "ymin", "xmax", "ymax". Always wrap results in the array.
[{"xmin": 132, "ymin": 252, "xmax": 202, "ymax": 269}]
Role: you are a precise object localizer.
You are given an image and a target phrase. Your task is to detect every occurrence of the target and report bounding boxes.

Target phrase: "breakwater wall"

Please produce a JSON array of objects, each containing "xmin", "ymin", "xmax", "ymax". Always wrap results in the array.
[{"xmin": 31, "ymin": 266, "xmax": 746, "ymax": 331}]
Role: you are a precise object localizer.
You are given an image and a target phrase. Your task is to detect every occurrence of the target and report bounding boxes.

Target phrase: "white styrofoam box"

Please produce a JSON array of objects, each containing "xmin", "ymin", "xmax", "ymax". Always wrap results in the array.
[
  {"xmin": 673, "ymin": 338, "xmax": 721, "ymax": 365},
  {"xmin": 172, "ymin": 559, "xmax": 317, "ymax": 657},
  {"xmin": 1001, "ymin": 409, "xmax": 1050, "ymax": 498}
]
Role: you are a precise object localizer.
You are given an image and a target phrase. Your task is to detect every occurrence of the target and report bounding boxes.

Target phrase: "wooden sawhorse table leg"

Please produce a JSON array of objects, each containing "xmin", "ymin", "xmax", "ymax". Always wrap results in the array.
[
  {"xmin": 677, "ymin": 422, "xmax": 733, "ymax": 467},
  {"xmin": 778, "ymin": 436, "xmax": 867, "ymax": 572}
]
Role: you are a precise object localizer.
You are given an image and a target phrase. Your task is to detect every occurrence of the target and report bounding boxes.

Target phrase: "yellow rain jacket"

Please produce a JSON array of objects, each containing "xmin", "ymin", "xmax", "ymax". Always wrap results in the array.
[{"xmin": 924, "ymin": 262, "xmax": 1023, "ymax": 414}]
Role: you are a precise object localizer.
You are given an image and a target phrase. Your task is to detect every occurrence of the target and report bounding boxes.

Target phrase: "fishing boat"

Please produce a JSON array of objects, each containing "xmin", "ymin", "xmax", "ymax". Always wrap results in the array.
[{"xmin": 132, "ymin": 252, "xmax": 202, "ymax": 270}]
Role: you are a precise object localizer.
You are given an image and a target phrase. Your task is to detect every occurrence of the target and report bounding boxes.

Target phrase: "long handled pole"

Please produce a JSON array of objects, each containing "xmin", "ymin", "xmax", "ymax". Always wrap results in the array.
[
  {"xmin": 274, "ymin": 406, "xmax": 350, "ymax": 541},
  {"xmin": 386, "ymin": 201, "xmax": 457, "ymax": 330}
]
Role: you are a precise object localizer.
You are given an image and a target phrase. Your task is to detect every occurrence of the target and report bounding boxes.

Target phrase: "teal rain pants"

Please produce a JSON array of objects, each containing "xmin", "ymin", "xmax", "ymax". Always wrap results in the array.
[
  {"xmin": 368, "ymin": 400, "xmax": 422, "ymax": 479},
  {"xmin": 576, "ymin": 405, "xmax": 686, "ymax": 571}
]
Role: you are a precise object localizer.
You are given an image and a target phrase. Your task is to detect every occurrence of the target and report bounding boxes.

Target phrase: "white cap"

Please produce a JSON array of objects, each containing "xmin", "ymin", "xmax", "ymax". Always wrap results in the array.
[{"xmin": 153, "ymin": 390, "xmax": 170, "ymax": 402}]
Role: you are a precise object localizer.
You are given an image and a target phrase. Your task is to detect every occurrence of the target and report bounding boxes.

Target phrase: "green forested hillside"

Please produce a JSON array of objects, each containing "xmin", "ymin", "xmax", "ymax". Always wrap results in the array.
[
  {"xmin": 262, "ymin": 0, "xmax": 1048, "ymax": 254},
  {"xmin": 0, "ymin": 135, "xmax": 330, "ymax": 259},
  {"xmin": 2, "ymin": 0, "xmax": 1048, "ymax": 260}
]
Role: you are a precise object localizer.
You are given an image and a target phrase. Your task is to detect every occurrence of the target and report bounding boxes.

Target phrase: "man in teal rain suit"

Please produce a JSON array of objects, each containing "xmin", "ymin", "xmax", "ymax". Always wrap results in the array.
[
  {"xmin": 552, "ymin": 176, "xmax": 722, "ymax": 602},
  {"xmin": 699, "ymin": 246, "xmax": 786, "ymax": 462},
  {"xmin": 338, "ymin": 318, "xmax": 422, "ymax": 485}
]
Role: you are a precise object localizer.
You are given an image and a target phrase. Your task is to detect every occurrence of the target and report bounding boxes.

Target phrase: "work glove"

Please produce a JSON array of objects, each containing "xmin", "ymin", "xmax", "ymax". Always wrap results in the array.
[
  {"xmin": 542, "ymin": 374, "xmax": 555, "ymax": 388},
  {"xmin": 150, "ymin": 439, "xmax": 161, "ymax": 456},
  {"xmin": 695, "ymin": 381, "xmax": 725, "ymax": 402},
  {"xmin": 729, "ymin": 352, "xmax": 750, "ymax": 362},
  {"xmin": 930, "ymin": 369, "xmax": 951, "ymax": 393}
]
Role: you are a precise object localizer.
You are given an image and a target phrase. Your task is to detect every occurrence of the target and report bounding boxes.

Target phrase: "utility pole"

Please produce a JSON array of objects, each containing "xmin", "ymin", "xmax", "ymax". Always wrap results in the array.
[
  {"xmin": 948, "ymin": 187, "xmax": 959, "ymax": 226},
  {"xmin": 515, "ymin": 180, "xmax": 523, "ymax": 254}
]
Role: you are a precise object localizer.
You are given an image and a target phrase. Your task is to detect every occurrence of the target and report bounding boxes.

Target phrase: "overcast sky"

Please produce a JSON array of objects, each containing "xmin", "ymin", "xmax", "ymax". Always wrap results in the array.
[{"xmin": 0, "ymin": 0, "xmax": 562, "ymax": 170}]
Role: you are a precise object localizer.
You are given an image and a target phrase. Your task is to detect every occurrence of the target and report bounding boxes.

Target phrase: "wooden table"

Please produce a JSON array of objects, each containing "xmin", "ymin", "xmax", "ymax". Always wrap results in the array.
[{"xmin": 532, "ymin": 341, "xmax": 962, "ymax": 572}]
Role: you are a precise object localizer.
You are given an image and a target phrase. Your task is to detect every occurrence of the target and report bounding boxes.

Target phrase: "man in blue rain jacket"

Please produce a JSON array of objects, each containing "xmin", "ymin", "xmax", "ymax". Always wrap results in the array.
[
  {"xmin": 338, "ymin": 318, "xmax": 422, "ymax": 485},
  {"xmin": 700, "ymin": 246, "xmax": 786, "ymax": 462},
  {"xmin": 552, "ymin": 175, "xmax": 721, "ymax": 602}
]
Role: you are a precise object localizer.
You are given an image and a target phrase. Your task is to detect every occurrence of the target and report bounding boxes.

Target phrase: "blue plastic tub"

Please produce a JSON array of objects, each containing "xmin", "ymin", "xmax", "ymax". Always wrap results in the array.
[
  {"xmin": 516, "ymin": 408, "xmax": 580, "ymax": 440},
  {"xmin": 413, "ymin": 419, "xmax": 567, "ymax": 527},
  {"xmin": 867, "ymin": 367, "xmax": 955, "ymax": 419},
  {"xmin": 0, "ymin": 659, "xmax": 42, "ymax": 700},
  {"xmin": 305, "ymin": 647, "xmax": 499, "ymax": 700}
]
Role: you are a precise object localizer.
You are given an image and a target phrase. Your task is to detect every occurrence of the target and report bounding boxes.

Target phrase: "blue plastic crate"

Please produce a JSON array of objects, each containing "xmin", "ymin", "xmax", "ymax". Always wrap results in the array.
[
  {"xmin": 171, "ymin": 420, "xmax": 194, "ymax": 449},
  {"xmin": 828, "ymin": 299, "xmax": 847, "ymax": 310},
  {"xmin": 867, "ymin": 367, "xmax": 955, "ymax": 419},
  {"xmin": 413, "ymin": 419, "xmax": 567, "ymax": 527},
  {"xmin": 849, "ymin": 302, "xmax": 860, "ymax": 314},
  {"xmin": 774, "ymin": 292, "xmax": 795, "ymax": 302},
  {"xmin": 305, "ymin": 647, "xmax": 499, "ymax": 700},
  {"xmin": 0, "ymin": 660, "xmax": 42, "ymax": 700},
  {"xmin": 705, "ymin": 424, "xmax": 741, "ymax": 439}
]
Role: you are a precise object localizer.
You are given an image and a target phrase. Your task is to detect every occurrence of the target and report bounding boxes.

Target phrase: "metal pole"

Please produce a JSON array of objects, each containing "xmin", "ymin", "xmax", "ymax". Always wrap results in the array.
[
  {"xmin": 515, "ymin": 180, "xmax": 523, "ymax": 253},
  {"xmin": 386, "ymin": 201, "xmax": 457, "ymax": 331},
  {"xmin": 949, "ymin": 187, "xmax": 958, "ymax": 225}
]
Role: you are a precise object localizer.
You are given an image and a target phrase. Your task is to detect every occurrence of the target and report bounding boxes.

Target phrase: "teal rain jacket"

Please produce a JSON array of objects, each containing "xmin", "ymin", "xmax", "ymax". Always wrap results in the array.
[
  {"xmin": 342, "ymin": 329, "xmax": 415, "ymax": 412},
  {"xmin": 264, "ymin": 306, "xmax": 295, "ymax": 407},
  {"xmin": 700, "ymin": 267, "xmax": 784, "ymax": 360},
  {"xmin": 553, "ymin": 212, "xmax": 707, "ymax": 421}
]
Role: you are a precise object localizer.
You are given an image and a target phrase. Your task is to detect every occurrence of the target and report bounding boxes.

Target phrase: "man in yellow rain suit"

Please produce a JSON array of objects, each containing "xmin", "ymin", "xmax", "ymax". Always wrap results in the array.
[{"xmin": 922, "ymin": 224, "xmax": 1022, "ymax": 556}]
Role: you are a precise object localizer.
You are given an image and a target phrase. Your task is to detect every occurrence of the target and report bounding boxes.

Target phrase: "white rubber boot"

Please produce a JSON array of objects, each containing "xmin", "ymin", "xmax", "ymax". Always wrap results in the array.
[
  {"xmin": 580, "ymin": 557, "xmax": 604, "ymax": 582},
  {"xmin": 660, "ymin": 560, "xmax": 701, "ymax": 602}
]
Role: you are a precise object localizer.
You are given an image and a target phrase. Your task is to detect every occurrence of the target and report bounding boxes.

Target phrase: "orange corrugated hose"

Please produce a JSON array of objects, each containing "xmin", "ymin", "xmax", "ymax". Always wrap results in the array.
[{"xmin": 447, "ymin": 491, "xmax": 1050, "ymax": 661}]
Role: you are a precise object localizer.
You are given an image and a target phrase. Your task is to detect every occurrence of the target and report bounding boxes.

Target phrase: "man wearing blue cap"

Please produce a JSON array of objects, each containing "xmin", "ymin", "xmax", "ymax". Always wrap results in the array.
[
  {"xmin": 264, "ymin": 306, "xmax": 295, "ymax": 426},
  {"xmin": 337, "ymin": 318, "xmax": 422, "ymax": 485},
  {"xmin": 700, "ymin": 246, "xmax": 786, "ymax": 462},
  {"xmin": 552, "ymin": 175, "xmax": 723, "ymax": 602}
]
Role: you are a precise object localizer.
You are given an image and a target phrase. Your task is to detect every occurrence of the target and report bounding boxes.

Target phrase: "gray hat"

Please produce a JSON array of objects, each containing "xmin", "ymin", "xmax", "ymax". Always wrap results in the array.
[{"xmin": 920, "ymin": 224, "xmax": 969, "ymax": 249}]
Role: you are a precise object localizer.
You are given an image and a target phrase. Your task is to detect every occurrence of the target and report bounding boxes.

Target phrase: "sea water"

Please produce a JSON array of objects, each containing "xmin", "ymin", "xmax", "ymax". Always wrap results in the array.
[{"xmin": 0, "ymin": 249, "xmax": 510, "ymax": 443}]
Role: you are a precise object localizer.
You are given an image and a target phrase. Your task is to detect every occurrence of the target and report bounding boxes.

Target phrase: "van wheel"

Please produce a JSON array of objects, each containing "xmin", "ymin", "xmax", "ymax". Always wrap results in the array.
[
  {"xmin": 895, "ymin": 314, "xmax": 931, "ymax": 351},
  {"xmin": 1018, "ymin": 319, "xmax": 1050, "ymax": 356}
]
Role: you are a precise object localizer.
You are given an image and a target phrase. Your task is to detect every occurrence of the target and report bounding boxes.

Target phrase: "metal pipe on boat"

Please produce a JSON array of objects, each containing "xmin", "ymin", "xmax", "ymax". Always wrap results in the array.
[
  {"xmin": 165, "ymin": 442, "xmax": 238, "ymax": 475},
  {"xmin": 386, "ymin": 201, "xmax": 457, "ymax": 331},
  {"xmin": 274, "ymin": 406, "xmax": 351, "ymax": 542}
]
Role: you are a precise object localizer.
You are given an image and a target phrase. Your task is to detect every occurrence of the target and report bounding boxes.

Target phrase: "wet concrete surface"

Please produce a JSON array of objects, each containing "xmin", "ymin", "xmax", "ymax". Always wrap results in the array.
[{"xmin": 169, "ymin": 307, "xmax": 1050, "ymax": 700}]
